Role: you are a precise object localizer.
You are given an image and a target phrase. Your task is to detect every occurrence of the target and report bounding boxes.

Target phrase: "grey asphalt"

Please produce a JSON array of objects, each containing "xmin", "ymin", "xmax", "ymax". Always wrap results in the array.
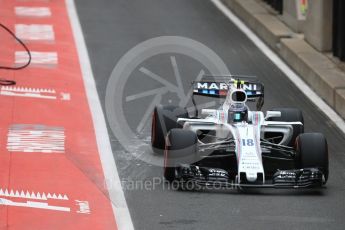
[{"xmin": 75, "ymin": 0, "xmax": 345, "ymax": 229}]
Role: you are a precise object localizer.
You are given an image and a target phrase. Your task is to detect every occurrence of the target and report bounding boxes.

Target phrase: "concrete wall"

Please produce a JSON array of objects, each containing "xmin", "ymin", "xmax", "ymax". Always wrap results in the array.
[
  {"xmin": 304, "ymin": 0, "xmax": 333, "ymax": 52},
  {"xmin": 282, "ymin": 0, "xmax": 305, "ymax": 33}
]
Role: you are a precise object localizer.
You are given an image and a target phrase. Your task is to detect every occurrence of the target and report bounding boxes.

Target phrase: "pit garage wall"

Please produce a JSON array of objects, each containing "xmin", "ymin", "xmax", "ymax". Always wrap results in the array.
[{"xmin": 264, "ymin": 0, "xmax": 344, "ymax": 61}]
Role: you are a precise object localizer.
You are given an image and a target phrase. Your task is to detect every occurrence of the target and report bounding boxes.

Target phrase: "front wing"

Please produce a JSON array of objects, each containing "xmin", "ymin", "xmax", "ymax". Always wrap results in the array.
[{"xmin": 175, "ymin": 165, "xmax": 324, "ymax": 189}]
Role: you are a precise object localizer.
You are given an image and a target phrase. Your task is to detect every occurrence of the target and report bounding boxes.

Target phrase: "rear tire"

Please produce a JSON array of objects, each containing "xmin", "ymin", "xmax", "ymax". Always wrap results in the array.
[
  {"xmin": 164, "ymin": 129, "xmax": 197, "ymax": 182},
  {"xmin": 295, "ymin": 133, "xmax": 329, "ymax": 183},
  {"xmin": 151, "ymin": 105, "xmax": 188, "ymax": 153},
  {"xmin": 270, "ymin": 107, "xmax": 304, "ymax": 147}
]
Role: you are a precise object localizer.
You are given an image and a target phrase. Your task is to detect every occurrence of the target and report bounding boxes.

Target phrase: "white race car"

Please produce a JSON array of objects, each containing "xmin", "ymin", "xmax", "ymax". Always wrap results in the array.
[{"xmin": 151, "ymin": 76, "xmax": 328, "ymax": 189}]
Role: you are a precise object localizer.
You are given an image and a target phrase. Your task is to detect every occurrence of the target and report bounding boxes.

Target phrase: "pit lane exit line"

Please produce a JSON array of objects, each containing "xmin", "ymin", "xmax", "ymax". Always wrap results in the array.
[{"xmin": 66, "ymin": 0, "xmax": 134, "ymax": 229}]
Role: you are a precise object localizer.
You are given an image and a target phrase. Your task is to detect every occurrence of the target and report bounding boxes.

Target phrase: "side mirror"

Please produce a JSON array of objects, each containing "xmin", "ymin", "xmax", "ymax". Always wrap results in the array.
[{"xmin": 265, "ymin": 111, "xmax": 281, "ymax": 120}]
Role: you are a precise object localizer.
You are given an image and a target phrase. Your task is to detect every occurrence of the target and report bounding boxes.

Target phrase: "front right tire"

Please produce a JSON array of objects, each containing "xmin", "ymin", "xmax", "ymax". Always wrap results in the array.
[{"xmin": 295, "ymin": 133, "xmax": 329, "ymax": 184}]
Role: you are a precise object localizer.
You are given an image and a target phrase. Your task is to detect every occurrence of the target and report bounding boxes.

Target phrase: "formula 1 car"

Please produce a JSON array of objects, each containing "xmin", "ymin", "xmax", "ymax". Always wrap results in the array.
[{"xmin": 151, "ymin": 76, "xmax": 328, "ymax": 189}]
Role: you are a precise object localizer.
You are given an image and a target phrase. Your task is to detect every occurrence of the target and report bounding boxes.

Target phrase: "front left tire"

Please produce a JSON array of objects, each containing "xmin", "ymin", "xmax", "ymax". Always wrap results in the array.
[
  {"xmin": 151, "ymin": 105, "xmax": 189, "ymax": 153},
  {"xmin": 164, "ymin": 129, "xmax": 197, "ymax": 182}
]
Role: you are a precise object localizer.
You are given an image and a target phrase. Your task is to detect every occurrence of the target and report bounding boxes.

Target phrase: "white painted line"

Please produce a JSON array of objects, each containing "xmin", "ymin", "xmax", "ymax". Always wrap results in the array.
[
  {"xmin": 211, "ymin": 0, "xmax": 345, "ymax": 134},
  {"xmin": 16, "ymin": 0, "xmax": 52, "ymax": 4},
  {"xmin": 15, "ymin": 24, "xmax": 55, "ymax": 42},
  {"xmin": 1, "ymin": 86, "xmax": 56, "ymax": 100},
  {"xmin": 16, "ymin": 0, "xmax": 50, "ymax": 2},
  {"xmin": 0, "ymin": 86, "xmax": 71, "ymax": 101},
  {"xmin": 65, "ymin": 0, "xmax": 134, "ymax": 229},
  {"xmin": 0, "ymin": 188, "xmax": 68, "ymax": 201},
  {"xmin": 0, "ymin": 198, "xmax": 71, "ymax": 212},
  {"xmin": 15, "ymin": 51, "xmax": 58, "ymax": 67},
  {"xmin": 15, "ymin": 7, "xmax": 52, "ymax": 18},
  {"xmin": 0, "ymin": 187, "xmax": 94, "ymax": 213},
  {"xmin": 7, "ymin": 124, "xmax": 65, "ymax": 153},
  {"xmin": 75, "ymin": 200, "xmax": 91, "ymax": 214}
]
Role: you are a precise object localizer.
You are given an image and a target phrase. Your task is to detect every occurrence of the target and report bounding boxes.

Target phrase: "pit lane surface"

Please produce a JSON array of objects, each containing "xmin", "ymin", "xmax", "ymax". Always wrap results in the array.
[{"xmin": 75, "ymin": 0, "xmax": 345, "ymax": 229}]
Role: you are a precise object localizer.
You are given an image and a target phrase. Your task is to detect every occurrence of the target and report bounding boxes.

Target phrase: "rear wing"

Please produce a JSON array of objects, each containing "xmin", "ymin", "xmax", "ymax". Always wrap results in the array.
[
  {"xmin": 192, "ymin": 76, "xmax": 264, "ymax": 98},
  {"xmin": 192, "ymin": 76, "xmax": 264, "ymax": 110}
]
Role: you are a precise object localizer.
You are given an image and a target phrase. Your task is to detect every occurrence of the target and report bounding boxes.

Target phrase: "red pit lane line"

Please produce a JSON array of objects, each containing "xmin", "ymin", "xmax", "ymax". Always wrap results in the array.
[{"xmin": 0, "ymin": 1, "xmax": 118, "ymax": 229}]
